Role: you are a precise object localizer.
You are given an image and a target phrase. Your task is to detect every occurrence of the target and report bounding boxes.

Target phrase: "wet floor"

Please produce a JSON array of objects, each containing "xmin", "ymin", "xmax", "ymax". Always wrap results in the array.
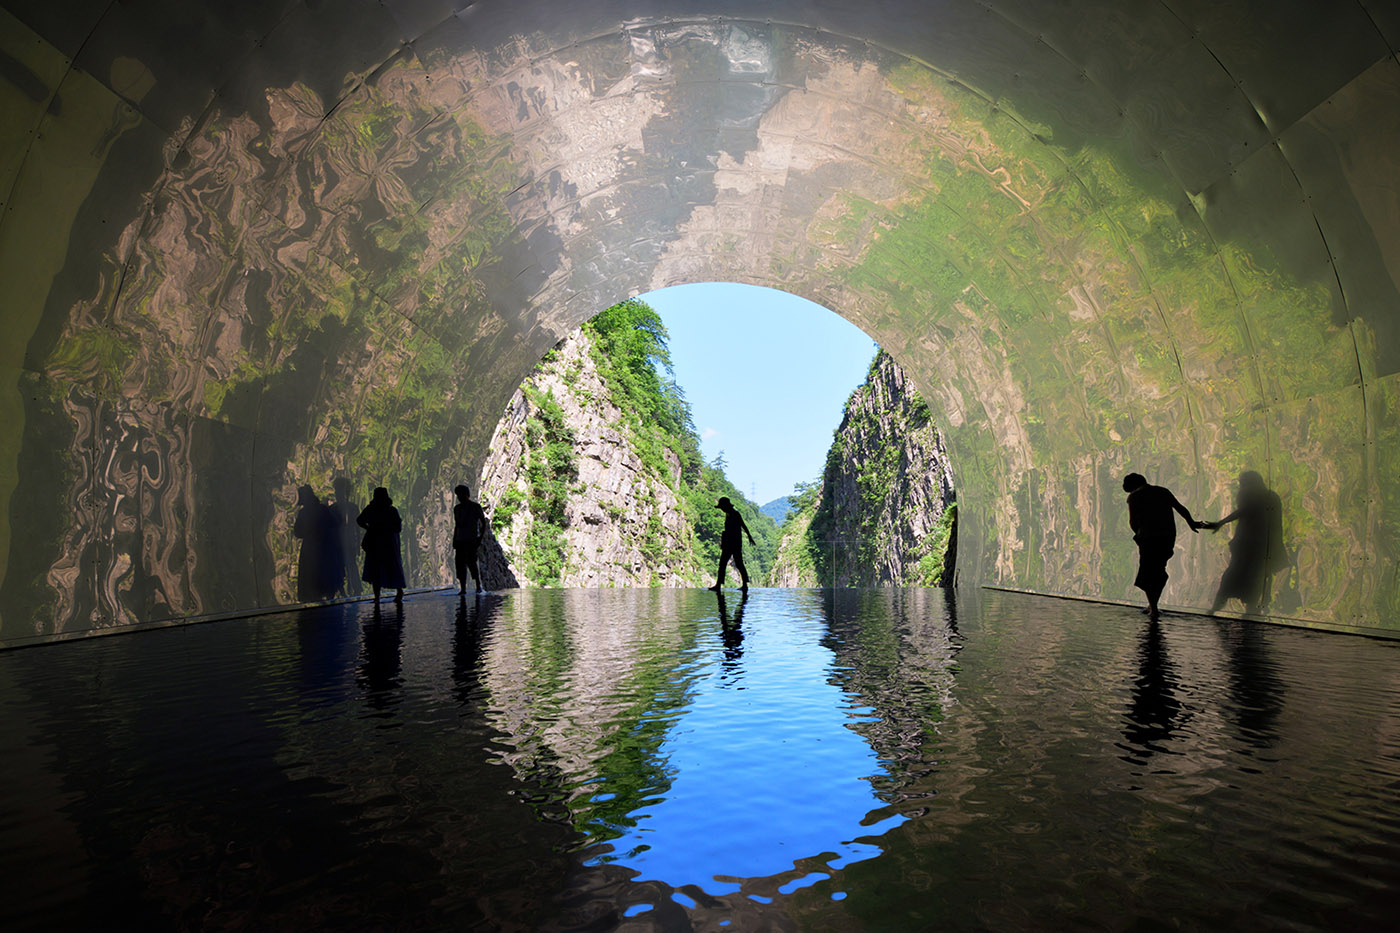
[{"xmin": 2, "ymin": 587, "xmax": 1398, "ymax": 930}]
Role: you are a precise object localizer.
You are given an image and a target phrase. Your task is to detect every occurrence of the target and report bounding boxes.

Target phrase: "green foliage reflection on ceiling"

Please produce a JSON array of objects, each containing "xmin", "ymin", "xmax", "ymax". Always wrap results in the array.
[{"xmin": 843, "ymin": 62, "xmax": 1346, "ymax": 447}]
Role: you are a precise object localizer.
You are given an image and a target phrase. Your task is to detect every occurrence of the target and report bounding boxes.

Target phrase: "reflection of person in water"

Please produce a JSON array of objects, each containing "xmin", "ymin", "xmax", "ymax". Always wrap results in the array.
[
  {"xmin": 1203, "ymin": 471, "xmax": 1286, "ymax": 615},
  {"xmin": 298, "ymin": 601, "xmax": 358, "ymax": 701},
  {"xmin": 708, "ymin": 497, "xmax": 755, "ymax": 592},
  {"xmin": 716, "ymin": 589, "xmax": 746, "ymax": 667},
  {"xmin": 358, "ymin": 486, "xmax": 407, "ymax": 604},
  {"xmin": 453, "ymin": 593, "xmax": 503, "ymax": 707},
  {"xmin": 329, "ymin": 477, "xmax": 361, "ymax": 597},
  {"xmin": 293, "ymin": 485, "xmax": 344, "ymax": 601},
  {"xmin": 452, "ymin": 484, "xmax": 488, "ymax": 595},
  {"xmin": 1216, "ymin": 619, "xmax": 1283, "ymax": 749},
  {"xmin": 358, "ymin": 601, "xmax": 404, "ymax": 710},
  {"xmin": 1121, "ymin": 619, "xmax": 1183, "ymax": 763},
  {"xmin": 1123, "ymin": 473, "xmax": 1202, "ymax": 619}
]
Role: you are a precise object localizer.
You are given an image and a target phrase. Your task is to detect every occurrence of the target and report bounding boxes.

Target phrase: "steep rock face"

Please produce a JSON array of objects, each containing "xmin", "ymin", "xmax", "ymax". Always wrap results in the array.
[
  {"xmin": 478, "ymin": 330, "xmax": 707, "ymax": 587},
  {"xmin": 773, "ymin": 351, "xmax": 956, "ymax": 587},
  {"xmin": 770, "ymin": 505, "xmax": 818, "ymax": 586}
]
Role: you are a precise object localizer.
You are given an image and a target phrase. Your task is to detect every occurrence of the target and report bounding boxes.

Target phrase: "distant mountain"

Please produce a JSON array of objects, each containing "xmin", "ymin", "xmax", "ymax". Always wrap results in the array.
[{"xmin": 761, "ymin": 496, "xmax": 794, "ymax": 524}]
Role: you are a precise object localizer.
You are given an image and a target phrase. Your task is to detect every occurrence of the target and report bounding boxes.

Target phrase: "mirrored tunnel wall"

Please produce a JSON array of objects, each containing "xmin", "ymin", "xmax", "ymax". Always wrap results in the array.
[{"xmin": 2, "ymin": 0, "xmax": 1398, "ymax": 646}]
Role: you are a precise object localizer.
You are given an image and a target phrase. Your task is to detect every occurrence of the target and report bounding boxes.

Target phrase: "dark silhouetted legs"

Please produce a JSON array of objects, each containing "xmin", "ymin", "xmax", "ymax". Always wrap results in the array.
[{"xmin": 710, "ymin": 545, "xmax": 750, "ymax": 591}]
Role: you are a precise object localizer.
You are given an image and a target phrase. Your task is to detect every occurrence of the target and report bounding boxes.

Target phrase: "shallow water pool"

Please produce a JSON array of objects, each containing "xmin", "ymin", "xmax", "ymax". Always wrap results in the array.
[{"xmin": 2, "ymin": 587, "xmax": 1398, "ymax": 930}]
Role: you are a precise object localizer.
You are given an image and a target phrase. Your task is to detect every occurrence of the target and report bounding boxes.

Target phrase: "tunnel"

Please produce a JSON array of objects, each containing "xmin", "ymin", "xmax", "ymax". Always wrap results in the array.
[{"xmin": 1, "ymin": 0, "xmax": 1398, "ymax": 647}]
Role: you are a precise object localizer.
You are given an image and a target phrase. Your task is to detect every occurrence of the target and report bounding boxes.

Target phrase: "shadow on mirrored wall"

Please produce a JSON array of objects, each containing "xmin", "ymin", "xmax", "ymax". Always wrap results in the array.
[
  {"xmin": 294, "ymin": 485, "xmax": 344, "ymax": 602},
  {"xmin": 330, "ymin": 477, "xmax": 362, "ymax": 597},
  {"xmin": 1202, "ymin": 471, "xmax": 1294, "ymax": 616}
]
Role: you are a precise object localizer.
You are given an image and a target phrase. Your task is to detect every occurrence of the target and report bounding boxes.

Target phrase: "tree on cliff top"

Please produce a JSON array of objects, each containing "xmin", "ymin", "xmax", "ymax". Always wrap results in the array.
[
  {"xmin": 583, "ymin": 299, "xmax": 780, "ymax": 580},
  {"xmin": 585, "ymin": 298, "xmax": 694, "ymax": 454}
]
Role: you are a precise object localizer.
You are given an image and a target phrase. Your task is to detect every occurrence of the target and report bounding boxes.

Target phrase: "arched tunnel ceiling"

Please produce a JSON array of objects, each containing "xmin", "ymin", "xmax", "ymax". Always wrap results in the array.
[{"xmin": 1, "ymin": 0, "xmax": 1398, "ymax": 645}]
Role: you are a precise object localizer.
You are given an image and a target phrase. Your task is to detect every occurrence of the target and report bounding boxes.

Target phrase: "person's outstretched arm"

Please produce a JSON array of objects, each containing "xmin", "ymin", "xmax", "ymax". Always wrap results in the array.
[
  {"xmin": 1170, "ymin": 493, "xmax": 1201, "ymax": 532},
  {"xmin": 1204, "ymin": 506, "xmax": 1244, "ymax": 532}
]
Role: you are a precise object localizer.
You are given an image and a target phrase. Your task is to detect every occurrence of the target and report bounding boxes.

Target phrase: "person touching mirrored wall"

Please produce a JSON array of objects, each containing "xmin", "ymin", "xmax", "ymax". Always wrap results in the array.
[{"xmin": 1122, "ymin": 473, "xmax": 1203, "ymax": 620}]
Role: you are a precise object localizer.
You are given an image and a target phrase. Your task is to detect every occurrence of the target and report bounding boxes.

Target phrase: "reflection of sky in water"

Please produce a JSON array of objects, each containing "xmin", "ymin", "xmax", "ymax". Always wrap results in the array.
[
  {"xmin": 6, "ymin": 589, "xmax": 1400, "ymax": 928},
  {"xmin": 586, "ymin": 600, "xmax": 904, "ymax": 894}
]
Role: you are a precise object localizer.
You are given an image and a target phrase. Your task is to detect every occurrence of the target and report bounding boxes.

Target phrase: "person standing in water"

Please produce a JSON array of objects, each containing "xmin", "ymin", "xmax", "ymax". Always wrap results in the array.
[
  {"xmin": 358, "ymin": 486, "xmax": 407, "ymax": 604},
  {"xmin": 1123, "ymin": 472, "xmax": 1202, "ymax": 619},
  {"xmin": 708, "ymin": 496, "xmax": 756, "ymax": 592},
  {"xmin": 452, "ymin": 484, "xmax": 488, "ymax": 595}
]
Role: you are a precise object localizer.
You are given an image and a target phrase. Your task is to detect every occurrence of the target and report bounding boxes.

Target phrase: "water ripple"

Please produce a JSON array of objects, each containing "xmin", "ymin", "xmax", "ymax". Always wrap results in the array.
[{"xmin": 2, "ymin": 588, "xmax": 1399, "ymax": 929}]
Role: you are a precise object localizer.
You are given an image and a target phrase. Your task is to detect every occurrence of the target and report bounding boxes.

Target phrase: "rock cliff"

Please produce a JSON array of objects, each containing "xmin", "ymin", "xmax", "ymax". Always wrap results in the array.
[
  {"xmin": 772, "ymin": 351, "xmax": 956, "ymax": 587},
  {"xmin": 478, "ymin": 327, "xmax": 711, "ymax": 587}
]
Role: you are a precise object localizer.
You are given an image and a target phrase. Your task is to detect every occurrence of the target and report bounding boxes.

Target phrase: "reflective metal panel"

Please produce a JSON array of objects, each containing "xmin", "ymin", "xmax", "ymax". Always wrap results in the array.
[{"xmin": 1, "ymin": 1, "xmax": 1398, "ymax": 643}]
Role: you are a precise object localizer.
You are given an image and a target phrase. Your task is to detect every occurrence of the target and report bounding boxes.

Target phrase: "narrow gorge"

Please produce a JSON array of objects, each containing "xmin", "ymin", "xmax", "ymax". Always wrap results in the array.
[
  {"xmin": 772, "ymin": 350, "xmax": 957, "ymax": 588},
  {"xmin": 478, "ymin": 304, "xmax": 954, "ymax": 590},
  {"xmin": 477, "ymin": 301, "xmax": 780, "ymax": 587}
]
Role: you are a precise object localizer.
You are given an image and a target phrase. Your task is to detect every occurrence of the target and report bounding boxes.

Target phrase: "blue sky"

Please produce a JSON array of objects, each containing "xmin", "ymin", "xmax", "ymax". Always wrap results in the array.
[{"xmin": 637, "ymin": 282, "xmax": 877, "ymax": 506}]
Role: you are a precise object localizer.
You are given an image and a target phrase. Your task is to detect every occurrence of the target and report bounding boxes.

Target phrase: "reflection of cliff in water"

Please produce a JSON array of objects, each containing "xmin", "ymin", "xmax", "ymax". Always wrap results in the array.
[
  {"xmin": 477, "ymin": 589, "xmax": 711, "ymax": 849},
  {"xmin": 819, "ymin": 588, "xmax": 962, "ymax": 786},
  {"xmin": 469, "ymin": 587, "xmax": 955, "ymax": 897},
  {"xmin": 5, "ymin": 588, "xmax": 1397, "ymax": 929}
]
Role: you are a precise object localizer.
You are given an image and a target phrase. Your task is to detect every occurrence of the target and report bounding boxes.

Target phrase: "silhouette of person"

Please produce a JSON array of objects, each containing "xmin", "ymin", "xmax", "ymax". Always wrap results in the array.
[
  {"xmin": 1203, "ymin": 470, "xmax": 1286, "ymax": 615},
  {"xmin": 293, "ymin": 485, "xmax": 343, "ymax": 601},
  {"xmin": 329, "ymin": 477, "xmax": 362, "ymax": 597},
  {"xmin": 453, "ymin": 484, "xmax": 488, "ymax": 595},
  {"xmin": 708, "ymin": 496, "xmax": 756, "ymax": 592},
  {"xmin": 358, "ymin": 486, "xmax": 407, "ymax": 604},
  {"xmin": 1123, "ymin": 472, "xmax": 1202, "ymax": 619}
]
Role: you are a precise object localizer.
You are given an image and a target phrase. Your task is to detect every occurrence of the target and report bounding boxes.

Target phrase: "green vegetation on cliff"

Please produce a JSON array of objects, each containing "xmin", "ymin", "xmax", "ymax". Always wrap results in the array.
[
  {"xmin": 500, "ymin": 298, "xmax": 780, "ymax": 585},
  {"xmin": 584, "ymin": 299, "xmax": 781, "ymax": 582},
  {"xmin": 776, "ymin": 350, "xmax": 955, "ymax": 587},
  {"xmin": 515, "ymin": 385, "xmax": 579, "ymax": 585}
]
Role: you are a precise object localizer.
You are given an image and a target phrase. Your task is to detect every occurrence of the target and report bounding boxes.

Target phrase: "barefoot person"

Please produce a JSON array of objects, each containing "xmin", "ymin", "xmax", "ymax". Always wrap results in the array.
[
  {"xmin": 1123, "ymin": 472, "xmax": 1202, "ymax": 619},
  {"xmin": 708, "ymin": 496, "xmax": 755, "ymax": 593},
  {"xmin": 452, "ymin": 484, "xmax": 488, "ymax": 595}
]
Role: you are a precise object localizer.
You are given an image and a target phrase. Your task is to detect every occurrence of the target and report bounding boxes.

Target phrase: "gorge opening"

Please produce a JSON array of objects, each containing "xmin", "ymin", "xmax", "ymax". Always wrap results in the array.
[{"xmin": 475, "ymin": 282, "xmax": 957, "ymax": 591}]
